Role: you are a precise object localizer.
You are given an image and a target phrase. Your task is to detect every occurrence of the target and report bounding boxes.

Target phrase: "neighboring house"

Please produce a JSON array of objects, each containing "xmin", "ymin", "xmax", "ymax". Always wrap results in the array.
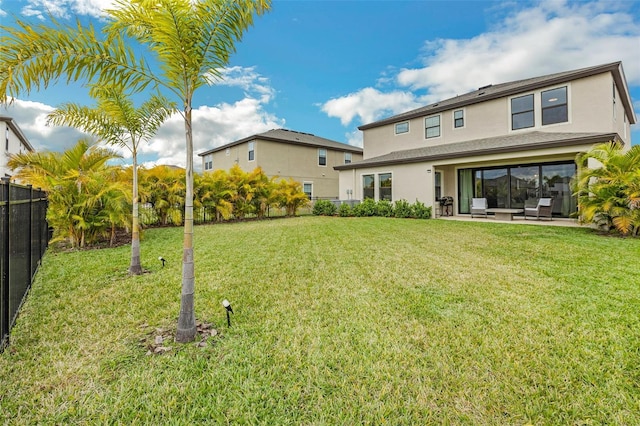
[
  {"xmin": 335, "ymin": 61, "xmax": 636, "ymax": 218},
  {"xmin": 0, "ymin": 116, "xmax": 34, "ymax": 178},
  {"xmin": 198, "ymin": 129, "xmax": 363, "ymax": 200}
]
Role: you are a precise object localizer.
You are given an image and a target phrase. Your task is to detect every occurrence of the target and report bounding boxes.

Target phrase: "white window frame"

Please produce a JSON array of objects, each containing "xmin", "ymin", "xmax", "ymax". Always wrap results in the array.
[
  {"xmin": 248, "ymin": 141, "xmax": 255, "ymax": 162},
  {"xmin": 395, "ymin": 121, "xmax": 409, "ymax": 135},
  {"xmin": 425, "ymin": 115, "xmax": 441, "ymax": 139},
  {"xmin": 203, "ymin": 154, "xmax": 213, "ymax": 171},
  {"xmin": 344, "ymin": 152, "xmax": 352, "ymax": 164},
  {"xmin": 362, "ymin": 173, "xmax": 375, "ymax": 200},
  {"xmin": 318, "ymin": 148, "xmax": 327, "ymax": 167},
  {"xmin": 303, "ymin": 182, "xmax": 313, "ymax": 200},
  {"xmin": 378, "ymin": 172, "xmax": 393, "ymax": 201},
  {"xmin": 453, "ymin": 109, "xmax": 465, "ymax": 129}
]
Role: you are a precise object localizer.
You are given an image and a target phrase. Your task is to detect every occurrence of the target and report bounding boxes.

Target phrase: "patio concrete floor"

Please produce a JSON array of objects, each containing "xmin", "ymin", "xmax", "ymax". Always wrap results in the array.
[{"xmin": 437, "ymin": 214, "xmax": 588, "ymax": 228}]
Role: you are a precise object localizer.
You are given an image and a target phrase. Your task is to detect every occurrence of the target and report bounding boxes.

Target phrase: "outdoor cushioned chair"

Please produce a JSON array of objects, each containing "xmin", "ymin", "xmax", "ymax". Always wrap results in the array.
[
  {"xmin": 524, "ymin": 197, "xmax": 553, "ymax": 220},
  {"xmin": 470, "ymin": 197, "xmax": 488, "ymax": 218}
]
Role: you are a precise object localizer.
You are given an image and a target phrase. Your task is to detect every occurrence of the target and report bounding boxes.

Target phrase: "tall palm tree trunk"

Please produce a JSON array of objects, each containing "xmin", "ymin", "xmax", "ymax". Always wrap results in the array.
[
  {"xmin": 176, "ymin": 102, "xmax": 196, "ymax": 342},
  {"xmin": 129, "ymin": 152, "xmax": 143, "ymax": 275}
]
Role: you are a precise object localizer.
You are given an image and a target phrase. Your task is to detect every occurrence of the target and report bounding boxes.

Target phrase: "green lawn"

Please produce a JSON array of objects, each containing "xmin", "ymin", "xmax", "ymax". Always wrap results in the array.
[{"xmin": 1, "ymin": 217, "xmax": 639, "ymax": 424}]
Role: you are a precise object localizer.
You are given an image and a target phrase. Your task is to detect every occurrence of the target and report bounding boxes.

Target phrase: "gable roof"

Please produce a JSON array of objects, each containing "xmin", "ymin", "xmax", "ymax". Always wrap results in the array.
[
  {"xmin": 0, "ymin": 116, "xmax": 34, "ymax": 152},
  {"xmin": 334, "ymin": 131, "xmax": 621, "ymax": 170},
  {"xmin": 359, "ymin": 61, "xmax": 636, "ymax": 130},
  {"xmin": 198, "ymin": 128, "xmax": 363, "ymax": 157}
]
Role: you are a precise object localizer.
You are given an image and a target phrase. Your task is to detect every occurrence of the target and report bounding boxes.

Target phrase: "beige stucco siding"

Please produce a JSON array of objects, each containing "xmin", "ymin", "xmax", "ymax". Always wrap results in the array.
[
  {"xmin": 362, "ymin": 72, "xmax": 625, "ymax": 160},
  {"xmin": 207, "ymin": 138, "xmax": 362, "ymax": 199}
]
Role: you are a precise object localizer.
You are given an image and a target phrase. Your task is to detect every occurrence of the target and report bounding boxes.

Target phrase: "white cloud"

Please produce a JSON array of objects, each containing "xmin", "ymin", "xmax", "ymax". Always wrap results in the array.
[
  {"xmin": 18, "ymin": 0, "xmax": 113, "ymax": 19},
  {"xmin": 321, "ymin": 88, "xmax": 421, "ymax": 126},
  {"xmin": 212, "ymin": 66, "xmax": 276, "ymax": 104},
  {"xmin": 2, "ymin": 73, "xmax": 285, "ymax": 170},
  {"xmin": 322, "ymin": 0, "xmax": 640, "ymax": 127},
  {"xmin": 1, "ymin": 99, "xmax": 91, "ymax": 152},
  {"xmin": 135, "ymin": 98, "xmax": 284, "ymax": 169}
]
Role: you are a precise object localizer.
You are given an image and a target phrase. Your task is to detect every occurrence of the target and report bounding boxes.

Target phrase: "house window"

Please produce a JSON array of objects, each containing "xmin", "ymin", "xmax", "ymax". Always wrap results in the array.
[
  {"xmin": 5, "ymin": 125, "xmax": 9, "ymax": 151},
  {"xmin": 395, "ymin": 122, "xmax": 409, "ymax": 134},
  {"xmin": 225, "ymin": 148, "xmax": 230, "ymax": 156},
  {"xmin": 204, "ymin": 154, "xmax": 213, "ymax": 171},
  {"xmin": 248, "ymin": 141, "xmax": 255, "ymax": 161},
  {"xmin": 363, "ymin": 174, "xmax": 374, "ymax": 199},
  {"xmin": 511, "ymin": 94, "xmax": 534, "ymax": 130},
  {"xmin": 541, "ymin": 86, "xmax": 567, "ymax": 125},
  {"xmin": 613, "ymin": 83, "xmax": 617, "ymax": 121},
  {"xmin": 318, "ymin": 148, "xmax": 327, "ymax": 166},
  {"xmin": 344, "ymin": 152, "xmax": 352, "ymax": 164},
  {"xmin": 303, "ymin": 182, "xmax": 312, "ymax": 199},
  {"xmin": 435, "ymin": 171, "xmax": 442, "ymax": 200},
  {"xmin": 454, "ymin": 110, "xmax": 464, "ymax": 128},
  {"xmin": 379, "ymin": 173, "xmax": 392, "ymax": 201},
  {"xmin": 425, "ymin": 115, "xmax": 440, "ymax": 139}
]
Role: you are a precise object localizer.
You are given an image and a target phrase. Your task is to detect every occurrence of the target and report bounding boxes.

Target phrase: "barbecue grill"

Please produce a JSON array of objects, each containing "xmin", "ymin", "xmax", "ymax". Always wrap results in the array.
[{"xmin": 439, "ymin": 196, "xmax": 454, "ymax": 216}]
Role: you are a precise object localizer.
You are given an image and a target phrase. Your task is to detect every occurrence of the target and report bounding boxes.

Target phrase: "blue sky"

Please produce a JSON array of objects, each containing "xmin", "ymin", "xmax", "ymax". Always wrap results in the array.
[{"xmin": 1, "ymin": 0, "xmax": 639, "ymax": 169}]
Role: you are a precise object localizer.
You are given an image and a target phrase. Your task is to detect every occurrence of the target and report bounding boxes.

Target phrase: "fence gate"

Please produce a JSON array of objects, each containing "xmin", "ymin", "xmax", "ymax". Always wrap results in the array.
[{"xmin": 0, "ymin": 178, "xmax": 49, "ymax": 351}]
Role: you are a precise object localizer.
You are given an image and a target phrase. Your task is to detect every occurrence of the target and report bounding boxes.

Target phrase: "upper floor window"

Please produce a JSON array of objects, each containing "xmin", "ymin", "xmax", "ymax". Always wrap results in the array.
[
  {"xmin": 248, "ymin": 141, "xmax": 255, "ymax": 161},
  {"xmin": 613, "ymin": 83, "xmax": 617, "ymax": 121},
  {"xmin": 225, "ymin": 148, "xmax": 230, "ymax": 156},
  {"xmin": 541, "ymin": 86, "xmax": 567, "ymax": 126},
  {"xmin": 344, "ymin": 152, "xmax": 352, "ymax": 164},
  {"xmin": 204, "ymin": 154, "xmax": 213, "ymax": 171},
  {"xmin": 425, "ymin": 115, "xmax": 441, "ymax": 139},
  {"xmin": 453, "ymin": 109, "xmax": 464, "ymax": 128},
  {"xmin": 318, "ymin": 148, "xmax": 327, "ymax": 166},
  {"xmin": 511, "ymin": 94, "xmax": 534, "ymax": 130},
  {"xmin": 395, "ymin": 122, "xmax": 409, "ymax": 134},
  {"xmin": 5, "ymin": 125, "xmax": 9, "ymax": 151}
]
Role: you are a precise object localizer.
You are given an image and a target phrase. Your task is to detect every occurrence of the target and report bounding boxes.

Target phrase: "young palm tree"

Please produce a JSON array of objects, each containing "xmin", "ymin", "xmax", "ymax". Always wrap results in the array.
[
  {"xmin": 1, "ymin": 0, "xmax": 271, "ymax": 341},
  {"xmin": 47, "ymin": 86, "xmax": 175, "ymax": 274},
  {"xmin": 574, "ymin": 142, "xmax": 640, "ymax": 235},
  {"xmin": 9, "ymin": 139, "xmax": 127, "ymax": 247}
]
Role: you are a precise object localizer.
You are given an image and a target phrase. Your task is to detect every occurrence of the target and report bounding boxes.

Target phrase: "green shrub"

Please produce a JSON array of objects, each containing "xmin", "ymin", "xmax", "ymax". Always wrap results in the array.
[
  {"xmin": 312, "ymin": 199, "xmax": 337, "ymax": 216},
  {"xmin": 376, "ymin": 199, "xmax": 394, "ymax": 217},
  {"xmin": 412, "ymin": 200, "xmax": 432, "ymax": 219},
  {"xmin": 394, "ymin": 199, "xmax": 413, "ymax": 218},
  {"xmin": 338, "ymin": 202, "xmax": 353, "ymax": 217},
  {"xmin": 353, "ymin": 198, "xmax": 377, "ymax": 217}
]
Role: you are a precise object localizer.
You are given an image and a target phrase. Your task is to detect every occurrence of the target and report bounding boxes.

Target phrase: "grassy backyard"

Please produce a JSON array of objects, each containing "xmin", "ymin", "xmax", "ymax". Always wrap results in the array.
[{"xmin": 1, "ymin": 216, "xmax": 639, "ymax": 424}]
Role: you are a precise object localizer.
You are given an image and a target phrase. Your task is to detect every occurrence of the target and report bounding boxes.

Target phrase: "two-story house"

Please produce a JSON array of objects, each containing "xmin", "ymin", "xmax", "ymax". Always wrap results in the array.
[
  {"xmin": 0, "ymin": 116, "xmax": 34, "ymax": 178},
  {"xmin": 198, "ymin": 128, "xmax": 363, "ymax": 200},
  {"xmin": 335, "ymin": 62, "xmax": 636, "ymax": 218}
]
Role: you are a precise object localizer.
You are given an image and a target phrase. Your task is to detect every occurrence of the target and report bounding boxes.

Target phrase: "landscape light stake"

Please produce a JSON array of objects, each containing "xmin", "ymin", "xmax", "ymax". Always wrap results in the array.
[
  {"xmin": 158, "ymin": 256, "xmax": 166, "ymax": 268},
  {"xmin": 222, "ymin": 299, "xmax": 233, "ymax": 327}
]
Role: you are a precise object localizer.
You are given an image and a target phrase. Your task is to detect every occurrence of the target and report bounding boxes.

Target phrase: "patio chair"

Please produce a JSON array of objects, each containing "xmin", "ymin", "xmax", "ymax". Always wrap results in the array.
[
  {"xmin": 470, "ymin": 197, "xmax": 488, "ymax": 218},
  {"xmin": 524, "ymin": 197, "xmax": 553, "ymax": 220}
]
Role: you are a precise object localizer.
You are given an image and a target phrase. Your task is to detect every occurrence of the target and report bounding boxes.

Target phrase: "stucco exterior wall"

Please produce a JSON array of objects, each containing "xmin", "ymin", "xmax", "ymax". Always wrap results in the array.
[
  {"xmin": 1, "ymin": 120, "xmax": 32, "ymax": 178},
  {"xmin": 205, "ymin": 139, "xmax": 362, "ymax": 199},
  {"xmin": 361, "ymin": 72, "xmax": 627, "ymax": 160}
]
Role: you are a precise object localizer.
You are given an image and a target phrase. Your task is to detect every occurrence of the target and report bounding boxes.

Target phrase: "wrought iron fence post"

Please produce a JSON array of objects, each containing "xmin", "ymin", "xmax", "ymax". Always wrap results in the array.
[{"xmin": 1, "ymin": 177, "xmax": 10, "ymax": 349}]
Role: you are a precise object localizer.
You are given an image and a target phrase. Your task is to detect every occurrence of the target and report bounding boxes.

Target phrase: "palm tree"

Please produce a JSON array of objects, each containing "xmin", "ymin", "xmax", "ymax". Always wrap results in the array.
[
  {"xmin": 1, "ymin": 0, "xmax": 271, "ymax": 341},
  {"xmin": 9, "ymin": 139, "xmax": 128, "ymax": 247},
  {"xmin": 47, "ymin": 86, "xmax": 175, "ymax": 274},
  {"xmin": 276, "ymin": 178, "xmax": 310, "ymax": 217},
  {"xmin": 574, "ymin": 142, "xmax": 640, "ymax": 235}
]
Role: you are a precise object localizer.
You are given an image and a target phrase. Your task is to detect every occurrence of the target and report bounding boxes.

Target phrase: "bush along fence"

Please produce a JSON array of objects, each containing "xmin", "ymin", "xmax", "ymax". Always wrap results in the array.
[
  {"xmin": 313, "ymin": 198, "xmax": 433, "ymax": 219},
  {"xmin": 1, "ymin": 179, "xmax": 49, "ymax": 352}
]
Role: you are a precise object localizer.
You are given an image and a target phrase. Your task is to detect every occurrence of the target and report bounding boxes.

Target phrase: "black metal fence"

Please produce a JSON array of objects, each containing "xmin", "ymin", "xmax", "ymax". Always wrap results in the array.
[{"xmin": 1, "ymin": 178, "xmax": 49, "ymax": 351}]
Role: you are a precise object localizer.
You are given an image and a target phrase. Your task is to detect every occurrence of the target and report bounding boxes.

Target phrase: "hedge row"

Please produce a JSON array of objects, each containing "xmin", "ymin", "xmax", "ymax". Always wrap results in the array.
[{"xmin": 313, "ymin": 198, "xmax": 432, "ymax": 219}]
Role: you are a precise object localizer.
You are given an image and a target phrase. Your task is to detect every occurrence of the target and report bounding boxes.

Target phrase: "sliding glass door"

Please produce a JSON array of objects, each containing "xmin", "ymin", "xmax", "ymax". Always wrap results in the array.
[{"xmin": 457, "ymin": 161, "xmax": 577, "ymax": 217}]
